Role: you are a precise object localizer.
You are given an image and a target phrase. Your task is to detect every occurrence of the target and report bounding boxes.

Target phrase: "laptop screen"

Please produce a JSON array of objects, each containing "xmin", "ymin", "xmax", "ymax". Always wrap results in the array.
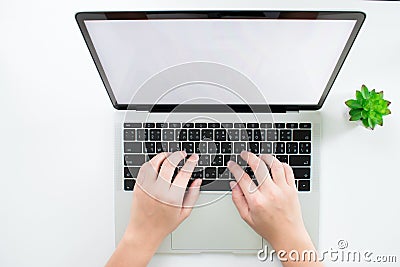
[{"xmin": 78, "ymin": 12, "xmax": 364, "ymax": 109}]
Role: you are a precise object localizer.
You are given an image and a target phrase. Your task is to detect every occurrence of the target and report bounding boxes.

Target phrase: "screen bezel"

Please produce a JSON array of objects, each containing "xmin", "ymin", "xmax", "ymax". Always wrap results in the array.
[{"xmin": 75, "ymin": 11, "xmax": 365, "ymax": 112}]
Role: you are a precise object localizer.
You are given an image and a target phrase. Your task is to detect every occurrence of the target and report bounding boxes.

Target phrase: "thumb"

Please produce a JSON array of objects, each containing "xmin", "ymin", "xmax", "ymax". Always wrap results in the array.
[
  {"xmin": 230, "ymin": 181, "xmax": 251, "ymax": 223},
  {"xmin": 180, "ymin": 179, "xmax": 202, "ymax": 220}
]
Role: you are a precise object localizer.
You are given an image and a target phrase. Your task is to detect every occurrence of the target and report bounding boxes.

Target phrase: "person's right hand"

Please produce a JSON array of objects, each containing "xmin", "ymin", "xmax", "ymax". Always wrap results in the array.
[{"xmin": 227, "ymin": 151, "xmax": 318, "ymax": 262}]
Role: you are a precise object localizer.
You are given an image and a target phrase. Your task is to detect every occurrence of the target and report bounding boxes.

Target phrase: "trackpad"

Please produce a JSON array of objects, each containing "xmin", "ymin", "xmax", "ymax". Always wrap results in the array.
[{"xmin": 171, "ymin": 193, "xmax": 263, "ymax": 251}]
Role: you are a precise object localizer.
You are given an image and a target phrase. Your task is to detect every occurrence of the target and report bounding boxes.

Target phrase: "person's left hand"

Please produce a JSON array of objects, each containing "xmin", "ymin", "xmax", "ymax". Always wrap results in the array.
[{"xmin": 124, "ymin": 151, "xmax": 202, "ymax": 249}]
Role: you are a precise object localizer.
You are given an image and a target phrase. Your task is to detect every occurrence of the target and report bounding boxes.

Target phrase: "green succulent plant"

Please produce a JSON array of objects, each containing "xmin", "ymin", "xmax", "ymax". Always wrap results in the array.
[{"xmin": 345, "ymin": 85, "xmax": 391, "ymax": 130}]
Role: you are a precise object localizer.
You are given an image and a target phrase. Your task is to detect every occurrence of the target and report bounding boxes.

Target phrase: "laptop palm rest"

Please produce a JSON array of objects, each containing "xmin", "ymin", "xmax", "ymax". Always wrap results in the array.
[{"xmin": 171, "ymin": 193, "xmax": 262, "ymax": 251}]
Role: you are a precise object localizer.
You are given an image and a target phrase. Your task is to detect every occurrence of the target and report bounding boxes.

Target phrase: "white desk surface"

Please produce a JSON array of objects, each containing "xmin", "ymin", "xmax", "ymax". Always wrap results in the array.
[{"xmin": 1, "ymin": 1, "xmax": 399, "ymax": 266}]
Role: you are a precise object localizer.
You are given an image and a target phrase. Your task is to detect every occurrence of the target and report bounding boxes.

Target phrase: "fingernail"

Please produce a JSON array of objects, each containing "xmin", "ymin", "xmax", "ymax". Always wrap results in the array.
[
  {"xmin": 240, "ymin": 150, "xmax": 248, "ymax": 158},
  {"xmin": 227, "ymin": 160, "xmax": 234, "ymax": 167},
  {"xmin": 196, "ymin": 179, "xmax": 203, "ymax": 186},
  {"xmin": 191, "ymin": 153, "xmax": 199, "ymax": 161}
]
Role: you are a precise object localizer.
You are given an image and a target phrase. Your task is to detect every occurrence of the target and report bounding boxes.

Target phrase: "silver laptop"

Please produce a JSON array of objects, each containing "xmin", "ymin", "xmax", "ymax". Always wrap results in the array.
[{"xmin": 76, "ymin": 11, "xmax": 365, "ymax": 253}]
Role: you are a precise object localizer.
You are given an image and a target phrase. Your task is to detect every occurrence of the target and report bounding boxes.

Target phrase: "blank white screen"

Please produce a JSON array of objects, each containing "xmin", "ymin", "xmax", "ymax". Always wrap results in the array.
[{"xmin": 85, "ymin": 19, "xmax": 356, "ymax": 105}]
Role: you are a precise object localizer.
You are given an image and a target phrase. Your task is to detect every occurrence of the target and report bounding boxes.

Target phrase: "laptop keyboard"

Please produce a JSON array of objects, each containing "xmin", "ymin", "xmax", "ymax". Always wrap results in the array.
[{"xmin": 123, "ymin": 122, "xmax": 312, "ymax": 192}]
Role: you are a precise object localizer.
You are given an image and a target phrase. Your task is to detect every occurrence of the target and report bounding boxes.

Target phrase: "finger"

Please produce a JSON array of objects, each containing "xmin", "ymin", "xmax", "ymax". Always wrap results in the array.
[
  {"xmin": 240, "ymin": 151, "xmax": 273, "ymax": 190},
  {"xmin": 230, "ymin": 181, "xmax": 252, "ymax": 223},
  {"xmin": 138, "ymin": 152, "xmax": 170, "ymax": 184},
  {"xmin": 180, "ymin": 179, "xmax": 202, "ymax": 220},
  {"xmin": 157, "ymin": 151, "xmax": 186, "ymax": 183},
  {"xmin": 227, "ymin": 160, "xmax": 258, "ymax": 198},
  {"xmin": 173, "ymin": 154, "xmax": 199, "ymax": 189},
  {"xmin": 283, "ymin": 163, "xmax": 296, "ymax": 188},
  {"xmin": 259, "ymin": 154, "xmax": 287, "ymax": 186},
  {"xmin": 149, "ymin": 152, "xmax": 170, "ymax": 171}
]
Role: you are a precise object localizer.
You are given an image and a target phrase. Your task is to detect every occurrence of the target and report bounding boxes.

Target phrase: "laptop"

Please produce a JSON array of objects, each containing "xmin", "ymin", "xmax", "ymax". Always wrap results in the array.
[{"xmin": 76, "ymin": 11, "xmax": 365, "ymax": 253}]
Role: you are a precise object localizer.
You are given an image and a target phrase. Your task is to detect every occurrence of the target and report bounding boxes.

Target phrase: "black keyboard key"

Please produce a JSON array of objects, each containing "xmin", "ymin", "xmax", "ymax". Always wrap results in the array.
[
  {"xmin": 267, "ymin": 130, "xmax": 278, "ymax": 141},
  {"xmin": 218, "ymin": 167, "xmax": 230, "ymax": 179},
  {"xmin": 273, "ymin": 142, "xmax": 285, "ymax": 154},
  {"xmin": 144, "ymin": 123, "xmax": 155, "ymax": 128},
  {"xmin": 124, "ymin": 142, "xmax": 142, "ymax": 153},
  {"xmin": 289, "ymin": 155, "xmax": 311, "ymax": 166},
  {"xmin": 279, "ymin": 130, "xmax": 292, "ymax": 141},
  {"xmin": 188, "ymin": 129, "xmax": 200, "ymax": 141},
  {"xmin": 124, "ymin": 167, "xmax": 140, "ymax": 178},
  {"xmin": 299, "ymin": 142, "xmax": 311, "ymax": 154},
  {"xmin": 144, "ymin": 142, "xmax": 155, "ymax": 153},
  {"xmin": 182, "ymin": 142, "xmax": 194, "ymax": 153},
  {"xmin": 260, "ymin": 123, "xmax": 272, "ymax": 128},
  {"xmin": 275, "ymin": 155, "xmax": 288, "ymax": 163},
  {"xmin": 223, "ymin": 155, "xmax": 233, "ymax": 166},
  {"xmin": 236, "ymin": 156, "xmax": 247, "ymax": 168},
  {"xmin": 247, "ymin": 123, "xmax": 259, "ymax": 128},
  {"xmin": 234, "ymin": 123, "xmax": 245, "ymax": 128},
  {"xmin": 221, "ymin": 142, "xmax": 232, "ymax": 154},
  {"xmin": 192, "ymin": 167, "xmax": 204, "ymax": 178},
  {"xmin": 196, "ymin": 142, "xmax": 208, "ymax": 154},
  {"xmin": 240, "ymin": 129, "xmax": 251, "ymax": 141},
  {"xmin": 201, "ymin": 129, "xmax": 213, "ymax": 140},
  {"xmin": 208, "ymin": 123, "xmax": 220, "ymax": 128},
  {"xmin": 156, "ymin": 123, "xmax": 167, "ymax": 128},
  {"xmin": 176, "ymin": 129, "xmax": 187, "ymax": 141},
  {"xmin": 299, "ymin": 123, "xmax": 311, "ymax": 128},
  {"xmin": 286, "ymin": 142, "xmax": 298, "ymax": 154},
  {"xmin": 293, "ymin": 168, "xmax": 310, "ymax": 179},
  {"xmin": 199, "ymin": 180, "xmax": 233, "ymax": 191},
  {"xmin": 260, "ymin": 130, "xmax": 266, "ymax": 141},
  {"xmin": 245, "ymin": 167, "xmax": 255, "ymax": 179},
  {"xmin": 147, "ymin": 154, "xmax": 156, "ymax": 160},
  {"xmin": 136, "ymin": 129, "xmax": 148, "ymax": 141},
  {"xmin": 221, "ymin": 123, "xmax": 233, "ymax": 128},
  {"xmin": 293, "ymin": 130, "xmax": 311, "ymax": 141},
  {"xmin": 169, "ymin": 123, "xmax": 181, "ymax": 128},
  {"xmin": 124, "ymin": 155, "xmax": 145, "ymax": 166},
  {"xmin": 227, "ymin": 129, "xmax": 240, "ymax": 141},
  {"xmin": 249, "ymin": 142, "xmax": 259, "ymax": 154},
  {"xmin": 253, "ymin": 130, "xmax": 262, "ymax": 141},
  {"xmin": 298, "ymin": 180, "xmax": 310, "ymax": 191},
  {"xmin": 260, "ymin": 142, "xmax": 272, "ymax": 154},
  {"xmin": 155, "ymin": 142, "xmax": 168, "ymax": 153},
  {"xmin": 124, "ymin": 129, "xmax": 135, "ymax": 141},
  {"xmin": 149, "ymin": 129, "xmax": 161, "ymax": 141},
  {"xmin": 211, "ymin": 155, "xmax": 223, "ymax": 166},
  {"xmin": 124, "ymin": 123, "xmax": 141, "ymax": 128},
  {"xmin": 215, "ymin": 129, "xmax": 226, "ymax": 141},
  {"xmin": 205, "ymin": 167, "xmax": 217, "ymax": 178},
  {"xmin": 124, "ymin": 179, "xmax": 136, "ymax": 191},
  {"xmin": 195, "ymin": 123, "xmax": 207, "ymax": 128},
  {"xmin": 208, "ymin": 142, "xmax": 220, "ymax": 153},
  {"xmin": 286, "ymin": 123, "xmax": 298, "ymax": 128},
  {"xmin": 162, "ymin": 129, "xmax": 174, "ymax": 141},
  {"xmin": 169, "ymin": 142, "xmax": 181, "ymax": 152},
  {"xmin": 274, "ymin": 123, "xmax": 285, "ymax": 128},
  {"xmin": 183, "ymin": 123, "xmax": 194, "ymax": 128},
  {"xmin": 234, "ymin": 142, "xmax": 246, "ymax": 153},
  {"xmin": 198, "ymin": 155, "xmax": 210, "ymax": 166}
]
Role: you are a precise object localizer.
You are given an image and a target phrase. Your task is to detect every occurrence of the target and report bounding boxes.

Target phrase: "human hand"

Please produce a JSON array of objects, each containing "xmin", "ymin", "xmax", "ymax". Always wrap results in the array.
[
  {"xmin": 106, "ymin": 151, "xmax": 201, "ymax": 267},
  {"xmin": 227, "ymin": 151, "xmax": 316, "ymax": 258},
  {"xmin": 125, "ymin": 151, "xmax": 202, "ymax": 248}
]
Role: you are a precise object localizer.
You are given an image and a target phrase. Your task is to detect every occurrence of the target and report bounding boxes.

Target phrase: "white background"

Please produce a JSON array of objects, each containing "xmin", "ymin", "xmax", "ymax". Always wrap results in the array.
[{"xmin": 1, "ymin": 0, "xmax": 400, "ymax": 267}]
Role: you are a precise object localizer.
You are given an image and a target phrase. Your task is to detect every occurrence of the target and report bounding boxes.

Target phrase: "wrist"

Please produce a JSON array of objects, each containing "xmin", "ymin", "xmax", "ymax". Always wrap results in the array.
[
  {"xmin": 268, "ymin": 226, "xmax": 315, "ymax": 253},
  {"xmin": 122, "ymin": 226, "xmax": 163, "ymax": 254}
]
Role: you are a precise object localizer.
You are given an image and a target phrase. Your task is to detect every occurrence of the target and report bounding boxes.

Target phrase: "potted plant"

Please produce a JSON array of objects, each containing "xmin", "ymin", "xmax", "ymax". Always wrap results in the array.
[{"xmin": 345, "ymin": 85, "xmax": 391, "ymax": 130}]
